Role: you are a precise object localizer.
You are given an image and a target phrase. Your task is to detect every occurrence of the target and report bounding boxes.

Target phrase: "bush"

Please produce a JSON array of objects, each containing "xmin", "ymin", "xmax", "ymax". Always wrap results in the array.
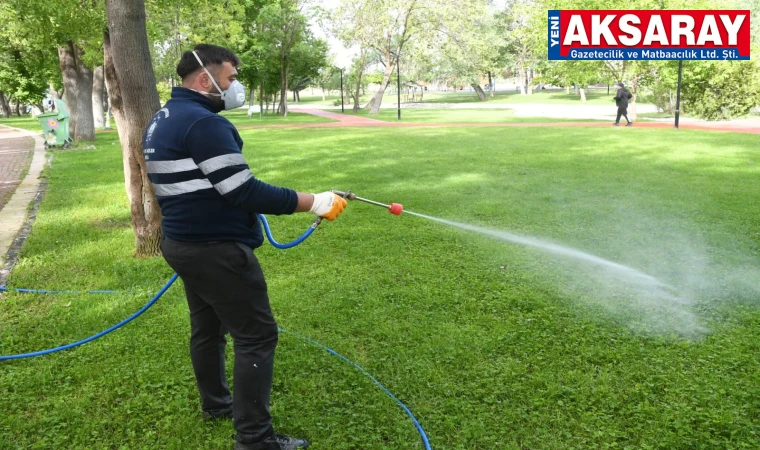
[{"xmin": 682, "ymin": 59, "xmax": 760, "ymax": 120}]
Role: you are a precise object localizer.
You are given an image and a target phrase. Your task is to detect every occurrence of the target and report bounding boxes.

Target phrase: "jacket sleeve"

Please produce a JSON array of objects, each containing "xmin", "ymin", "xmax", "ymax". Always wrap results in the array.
[{"xmin": 184, "ymin": 115, "xmax": 298, "ymax": 215}]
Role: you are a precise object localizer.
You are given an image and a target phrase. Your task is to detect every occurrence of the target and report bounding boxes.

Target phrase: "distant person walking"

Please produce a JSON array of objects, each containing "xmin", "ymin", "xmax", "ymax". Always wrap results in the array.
[{"xmin": 613, "ymin": 82, "xmax": 633, "ymax": 127}]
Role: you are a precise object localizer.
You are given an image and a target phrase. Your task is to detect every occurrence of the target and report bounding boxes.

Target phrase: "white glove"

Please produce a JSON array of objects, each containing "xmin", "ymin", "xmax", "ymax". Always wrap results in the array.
[{"xmin": 309, "ymin": 192, "xmax": 348, "ymax": 221}]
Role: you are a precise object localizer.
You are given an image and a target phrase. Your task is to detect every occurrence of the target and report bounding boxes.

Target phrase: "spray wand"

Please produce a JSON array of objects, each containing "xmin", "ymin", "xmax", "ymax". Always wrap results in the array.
[{"xmin": 331, "ymin": 189, "xmax": 404, "ymax": 216}]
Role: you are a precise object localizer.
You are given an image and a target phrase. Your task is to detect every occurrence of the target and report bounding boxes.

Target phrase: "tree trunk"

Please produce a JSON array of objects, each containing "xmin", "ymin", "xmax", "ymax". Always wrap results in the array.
[
  {"xmin": 104, "ymin": 0, "xmax": 163, "ymax": 258},
  {"xmin": 104, "ymin": 35, "xmax": 131, "ymax": 205},
  {"xmin": 488, "ymin": 71, "xmax": 494, "ymax": 97},
  {"xmin": 50, "ymin": 84, "xmax": 60, "ymax": 100},
  {"xmin": 519, "ymin": 66, "xmax": 526, "ymax": 95},
  {"xmin": 58, "ymin": 41, "xmax": 95, "ymax": 141},
  {"xmin": 278, "ymin": 53, "xmax": 288, "ymax": 116},
  {"xmin": 526, "ymin": 68, "xmax": 533, "ymax": 95},
  {"xmin": 566, "ymin": 86, "xmax": 570, "ymax": 94},
  {"xmin": 353, "ymin": 52, "xmax": 366, "ymax": 113},
  {"xmin": 105, "ymin": 97, "xmax": 112, "ymax": 129},
  {"xmin": 249, "ymin": 88, "xmax": 255, "ymax": 108},
  {"xmin": 579, "ymin": 88, "xmax": 587, "ymax": 101},
  {"xmin": 92, "ymin": 66, "xmax": 106, "ymax": 128},
  {"xmin": 292, "ymin": 91, "xmax": 296, "ymax": 102},
  {"xmin": 368, "ymin": 58, "xmax": 396, "ymax": 114},
  {"xmin": 630, "ymin": 75, "xmax": 638, "ymax": 120},
  {"xmin": 259, "ymin": 85, "xmax": 264, "ymax": 115},
  {"xmin": 0, "ymin": 92, "xmax": 10, "ymax": 118},
  {"xmin": 15, "ymin": 100, "xmax": 21, "ymax": 116},
  {"xmin": 471, "ymin": 84, "xmax": 486, "ymax": 101},
  {"xmin": 296, "ymin": 91, "xmax": 300, "ymax": 102},
  {"xmin": 321, "ymin": 88, "xmax": 325, "ymax": 101}
]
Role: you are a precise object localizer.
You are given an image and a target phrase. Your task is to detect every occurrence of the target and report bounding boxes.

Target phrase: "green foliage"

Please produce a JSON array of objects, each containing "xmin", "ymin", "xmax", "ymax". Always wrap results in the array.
[
  {"xmin": 1, "ymin": 0, "xmax": 105, "ymax": 68},
  {"xmin": 288, "ymin": 36, "xmax": 329, "ymax": 93},
  {"xmin": 0, "ymin": 46, "xmax": 55, "ymax": 103},
  {"xmin": 362, "ymin": 72, "xmax": 385, "ymax": 85},
  {"xmin": 682, "ymin": 58, "xmax": 760, "ymax": 120},
  {"xmin": 325, "ymin": 0, "xmax": 493, "ymax": 108},
  {"xmin": 0, "ymin": 0, "xmax": 92, "ymax": 100},
  {"xmin": 156, "ymin": 81, "xmax": 173, "ymax": 104},
  {"xmin": 145, "ymin": 0, "xmax": 247, "ymax": 86}
]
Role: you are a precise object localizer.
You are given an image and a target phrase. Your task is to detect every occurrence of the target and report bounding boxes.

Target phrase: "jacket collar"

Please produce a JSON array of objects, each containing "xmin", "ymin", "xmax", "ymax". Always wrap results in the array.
[{"xmin": 171, "ymin": 87, "xmax": 217, "ymax": 113}]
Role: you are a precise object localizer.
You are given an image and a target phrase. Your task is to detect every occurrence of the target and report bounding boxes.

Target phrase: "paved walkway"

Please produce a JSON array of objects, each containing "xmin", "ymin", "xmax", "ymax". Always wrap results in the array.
[
  {"xmin": 0, "ymin": 125, "xmax": 46, "ymax": 283},
  {"xmin": 0, "ymin": 128, "xmax": 35, "ymax": 211},
  {"xmin": 240, "ymin": 108, "xmax": 760, "ymax": 134}
]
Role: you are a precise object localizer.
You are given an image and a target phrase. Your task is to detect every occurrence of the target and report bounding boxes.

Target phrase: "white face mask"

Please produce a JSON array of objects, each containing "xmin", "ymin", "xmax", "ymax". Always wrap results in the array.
[{"xmin": 191, "ymin": 51, "xmax": 246, "ymax": 111}]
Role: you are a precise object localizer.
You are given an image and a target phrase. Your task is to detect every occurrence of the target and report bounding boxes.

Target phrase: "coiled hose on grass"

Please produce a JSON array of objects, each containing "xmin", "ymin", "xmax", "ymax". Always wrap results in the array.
[{"xmin": 0, "ymin": 215, "xmax": 432, "ymax": 449}]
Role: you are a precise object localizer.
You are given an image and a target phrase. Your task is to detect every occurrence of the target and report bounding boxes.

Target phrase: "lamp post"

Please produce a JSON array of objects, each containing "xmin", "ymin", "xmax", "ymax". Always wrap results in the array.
[
  {"xmin": 390, "ymin": 51, "xmax": 401, "ymax": 121},
  {"xmin": 397, "ymin": 58, "xmax": 401, "ymax": 121},
  {"xmin": 674, "ymin": 60, "xmax": 683, "ymax": 129}
]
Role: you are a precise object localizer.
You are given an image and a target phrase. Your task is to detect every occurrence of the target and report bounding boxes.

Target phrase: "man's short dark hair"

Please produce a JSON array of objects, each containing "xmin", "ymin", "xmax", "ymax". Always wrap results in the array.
[
  {"xmin": 176, "ymin": 44, "xmax": 241, "ymax": 80},
  {"xmin": 617, "ymin": 82, "xmax": 625, "ymax": 88}
]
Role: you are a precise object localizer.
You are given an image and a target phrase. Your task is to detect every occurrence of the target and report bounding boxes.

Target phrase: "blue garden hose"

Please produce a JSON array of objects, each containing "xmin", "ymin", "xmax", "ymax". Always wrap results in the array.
[
  {"xmin": 257, "ymin": 213, "xmax": 318, "ymax": 249},
  {"xmin": 0, "ymin": 215, "xmax": 432, "ymax": 449},
  {"xmin": 0, "ymin": 274, "xmax": 178, "ymax": 360},
  {"xmin": 0, "ymin": 214, "xmax": 309, "ymax": 360}
]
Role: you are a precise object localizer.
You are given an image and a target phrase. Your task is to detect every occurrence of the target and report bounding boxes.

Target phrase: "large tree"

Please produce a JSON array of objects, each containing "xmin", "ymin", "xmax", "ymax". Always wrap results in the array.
[
  {"xmin": 1, "ymin": 0, "xmax": 104, "ymax": 141},
  {"xmin": 104, "ymin": 0, "xmax": 163, "ymax": 256},
  {"xmin": 287, "ymin": 36, "xmax": 329, "ymax": 103},
  {"xmin": 58, "ymin": 42, "xmax": 96, "ymax": 140},
  {"xmin": 257, "ymin": 0, "xmax": 309, "ymax": 116},
  {"xmin": 495, "ymin": 0, "xmax": 544, "ymax": 95},
  {"xmin": 328, "ymin": 0, "xmax": 490, "ymax": 114}
]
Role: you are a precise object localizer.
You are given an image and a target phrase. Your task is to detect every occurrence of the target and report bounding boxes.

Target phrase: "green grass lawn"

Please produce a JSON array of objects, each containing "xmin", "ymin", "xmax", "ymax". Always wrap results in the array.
[
  {"xmin": 0, "ymin": 109, "xmax": 335, "ymax": 137},
  {"xmin": 295, "ymin": 88, "xmax": 648, "ymax": 108},
  {"xmin": 344, "ymin": 108, "xmax": 606, "ymax": 124},
  {"xmin": 2, "ymin": 123, "xmax": 760, "ymax": 449},
  {"xmin": 292, "ymin": 93, "xmax": 368, "ymax": 107},
  {"xmin": 416, "ymin": 88, "xmax": 626, "ymax": 106},
  {"xmin": 0, "ymin": 115, "xmax": 46, "ymax": 133},
  {"xmin": 220, "ymin": 109, "xmax": 336, "ymax": 126}
]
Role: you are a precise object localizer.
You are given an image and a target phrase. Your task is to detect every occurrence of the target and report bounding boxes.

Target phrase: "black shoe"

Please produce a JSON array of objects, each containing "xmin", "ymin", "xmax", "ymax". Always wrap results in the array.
[
  {"xmin": 626, "ymin": 121, "xmax": 633, "ymax": 127},
  {"xmin": 203, "ymin": 410, "xmax": 233, "ymax": 422},
  {"xmin": 612, "ymin": 122, "xmax": 620, "ymax": 126},
  {"xmin": 234, "ymin": 434, "xmax": 311, "ymax": 450}
]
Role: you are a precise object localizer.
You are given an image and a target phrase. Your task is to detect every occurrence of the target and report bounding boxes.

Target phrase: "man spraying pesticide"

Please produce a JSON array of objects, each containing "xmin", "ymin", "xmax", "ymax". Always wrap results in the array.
[{"xmin": 143, "ymin": 44, "xmax": 348, "ymax": 450}]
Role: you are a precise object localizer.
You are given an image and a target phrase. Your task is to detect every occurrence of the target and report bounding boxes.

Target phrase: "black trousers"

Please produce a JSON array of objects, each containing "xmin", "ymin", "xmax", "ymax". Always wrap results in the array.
[
  {"xmin": 161, "ymin": 237, "xmax": 277, "ymax": 443},
  {"xmin": 616, "ymin": 106, "xmax": 630, "ymax": 124}
]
